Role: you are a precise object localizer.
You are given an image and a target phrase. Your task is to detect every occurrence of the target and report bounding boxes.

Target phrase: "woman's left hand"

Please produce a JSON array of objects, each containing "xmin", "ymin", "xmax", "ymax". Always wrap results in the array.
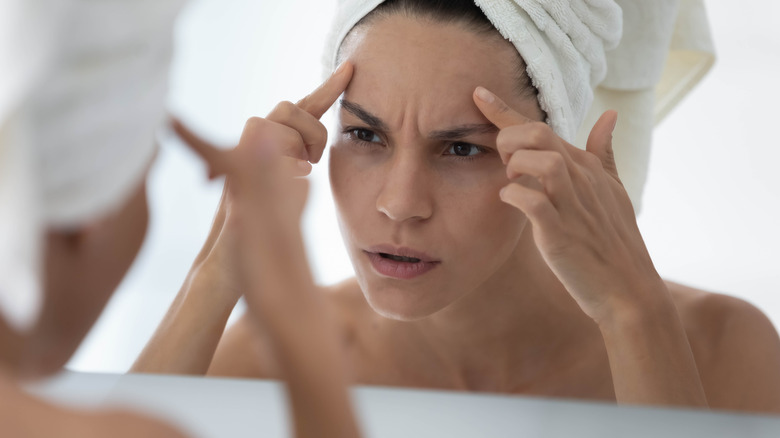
[{"xmin": 473, "ymin": 86, "xmax": 668, "ymax": 325}]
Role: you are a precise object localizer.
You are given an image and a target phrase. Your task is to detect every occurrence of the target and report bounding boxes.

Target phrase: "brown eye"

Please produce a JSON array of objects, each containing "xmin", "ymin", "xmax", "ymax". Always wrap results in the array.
[
  {"xmin": 447, "ymin": 142, "xmax": 480, "ymax": 157},
  {"xmin": 350, "ymin": 128, "xmax": 380, "ymax": 143}
]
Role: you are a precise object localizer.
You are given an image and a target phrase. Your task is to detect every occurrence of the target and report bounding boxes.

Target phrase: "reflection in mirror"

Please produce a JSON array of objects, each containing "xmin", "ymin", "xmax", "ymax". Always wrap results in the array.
[{"xmin": 68, "ymin": 0, "xmax": 780, "ymax": 416}]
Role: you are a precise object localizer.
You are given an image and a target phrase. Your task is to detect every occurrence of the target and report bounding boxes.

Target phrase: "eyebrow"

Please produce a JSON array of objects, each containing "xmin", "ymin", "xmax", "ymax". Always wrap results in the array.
[
  {"xmin": 429, "ymin": 123, "xmax": 498, "ymax": 141},
  {"xmin": 340, "ymin": 99, "xmax": 498, "ymax": 141},
  {"xmin": 340, "ymin": 99, "xmax": 390, "ymax": 133}
]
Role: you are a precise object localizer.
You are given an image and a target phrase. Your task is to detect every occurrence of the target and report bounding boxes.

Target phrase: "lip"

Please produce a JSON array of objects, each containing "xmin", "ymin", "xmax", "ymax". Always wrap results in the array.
[
  {"xmin": 366, "ymin": 245, "xmax": 438, "ymax": 263},
  {"xmin": 364, "ymin": 245, "xmax": 441, "ymax": 280}
]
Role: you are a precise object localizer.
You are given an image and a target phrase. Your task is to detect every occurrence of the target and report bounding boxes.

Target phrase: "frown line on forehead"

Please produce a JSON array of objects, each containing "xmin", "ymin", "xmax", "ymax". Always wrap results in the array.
[{"xmin": 339, "ymin": 99, "xmax": 498, "ymax": 141}]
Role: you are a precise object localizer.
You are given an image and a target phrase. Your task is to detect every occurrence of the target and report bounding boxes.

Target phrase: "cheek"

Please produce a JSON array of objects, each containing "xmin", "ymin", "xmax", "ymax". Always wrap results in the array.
[
  {"xmin": 329, "ymin": 144, "xmax": 384, "ymax": 221},
  {"xmin": 438, "ymin": 170, "xmax": 527, "ymax": 259},
  {"xmin": 329, "ymin": 146, "xmax": 360, "ymax": 220}
]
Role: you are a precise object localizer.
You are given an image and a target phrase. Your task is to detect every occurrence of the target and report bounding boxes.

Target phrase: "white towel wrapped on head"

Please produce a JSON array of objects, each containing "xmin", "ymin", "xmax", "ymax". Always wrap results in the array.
[
  {"xmin": 0, "ymin": 0, "xmax": 183, "ymax": 331},
  {"xmin": 325, "ymin": 0, "xmax": 623, "ymax": 143},
  {"xmin": 575, "ymin": 0, "xmax": 715, "ymax": 213}
]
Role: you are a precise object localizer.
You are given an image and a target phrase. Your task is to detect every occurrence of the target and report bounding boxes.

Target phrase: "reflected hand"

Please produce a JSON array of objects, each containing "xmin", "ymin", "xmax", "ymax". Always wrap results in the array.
[
  {"xmin": 174, "ymin": 62, "xmax": 354, "ymax": 324},
  {"xmin": 473, "ymin": 86, "xmax": 667, "ymax": 324},
  {"xmin": 171, "ymin": 62, "xmax": 354, "ymax": 305},
  {"xmin": 176, "ymin": 63, "xmax": 362, "ymax": 438}
]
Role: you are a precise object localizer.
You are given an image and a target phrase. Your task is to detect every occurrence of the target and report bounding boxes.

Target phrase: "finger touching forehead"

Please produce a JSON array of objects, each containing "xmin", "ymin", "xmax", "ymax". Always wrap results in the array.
[{"xmin": 338, "ymin": 14, "xmax": 544, "ymax": 132}]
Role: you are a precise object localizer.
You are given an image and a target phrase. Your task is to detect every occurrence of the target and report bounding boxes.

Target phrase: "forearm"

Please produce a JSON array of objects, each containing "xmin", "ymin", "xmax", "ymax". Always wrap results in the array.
[
  {"xmin": 253, "ymin": 295, "xmax": 361, "ymax": 438},
  {"xmin": 599, "ymin": 292, "xmax": 708, "ymax": 408},
  {"xmin": 131, "ymin": 270, "xmax": 239, "ymax": 375}
]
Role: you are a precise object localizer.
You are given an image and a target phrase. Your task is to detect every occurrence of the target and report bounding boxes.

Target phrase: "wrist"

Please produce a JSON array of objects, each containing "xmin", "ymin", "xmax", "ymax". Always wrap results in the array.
[
  {"xmin": 593, "ymin": 278, "xmax": 677, "ymax": 333},
  {"xmin": 183, "ymin": 261, "xmax": 241, "ymax": 313}
]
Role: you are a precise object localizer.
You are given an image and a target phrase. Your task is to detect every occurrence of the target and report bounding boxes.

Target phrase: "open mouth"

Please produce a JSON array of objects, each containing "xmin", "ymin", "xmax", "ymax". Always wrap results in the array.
[
  {"xmin": 365, "ymin": 247, "xmax": 439, "ymax": 280},
  {"xmin": 378, "ymin": 253, "xmax": 422, "ymax": 263}
]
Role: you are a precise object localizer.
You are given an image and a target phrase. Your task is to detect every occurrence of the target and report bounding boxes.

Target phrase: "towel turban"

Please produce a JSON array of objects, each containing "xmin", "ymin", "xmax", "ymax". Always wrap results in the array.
[{"xmin": 324, "ymin": 0, "xmax": 623, "ymax": 143}]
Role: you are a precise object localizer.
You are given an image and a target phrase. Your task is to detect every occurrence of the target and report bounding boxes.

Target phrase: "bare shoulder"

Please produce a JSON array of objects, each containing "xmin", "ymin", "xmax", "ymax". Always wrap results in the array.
[
  {"xmin": 208, "ymin": 277, "xmax": 370, "ymax": 379},
  {"xmin": 666, "ymin": 280, "xmax": 780, "ymax": 413}
]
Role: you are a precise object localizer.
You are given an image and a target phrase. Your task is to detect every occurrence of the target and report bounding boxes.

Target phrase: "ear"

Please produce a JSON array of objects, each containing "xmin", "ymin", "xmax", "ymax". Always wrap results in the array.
[{"xmin": 585, "ymin": 110, "xmax": 620, "ymax": 181}]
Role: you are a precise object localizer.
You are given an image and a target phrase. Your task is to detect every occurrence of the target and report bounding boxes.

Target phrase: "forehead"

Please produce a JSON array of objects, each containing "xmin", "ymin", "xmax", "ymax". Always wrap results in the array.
[{"xmin": 339, "ymin": 15, "xmax": 531, "ymax": 128}]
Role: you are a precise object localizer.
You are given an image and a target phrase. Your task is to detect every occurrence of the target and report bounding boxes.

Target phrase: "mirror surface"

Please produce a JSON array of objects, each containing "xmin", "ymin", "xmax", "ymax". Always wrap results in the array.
[{"xmin": 67, "ymin": 0, "xmax": 780, "ymax": 410}]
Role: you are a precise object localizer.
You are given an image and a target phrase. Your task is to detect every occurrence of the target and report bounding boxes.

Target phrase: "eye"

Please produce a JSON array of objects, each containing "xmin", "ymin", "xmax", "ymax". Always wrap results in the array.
[
  {"xmin": 445, "ymin": 142, "xmax": 483, "ymax": 158},
  {"xmin": 347, "ymin": 128, "xmax": 382, "ymax": 144}
]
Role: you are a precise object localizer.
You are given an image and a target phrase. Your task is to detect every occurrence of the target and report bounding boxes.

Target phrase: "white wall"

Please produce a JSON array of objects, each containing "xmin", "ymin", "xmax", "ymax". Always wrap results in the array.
[{"xmin": 68, "ymin": 0, "xmax": 780, "ymax": 373}]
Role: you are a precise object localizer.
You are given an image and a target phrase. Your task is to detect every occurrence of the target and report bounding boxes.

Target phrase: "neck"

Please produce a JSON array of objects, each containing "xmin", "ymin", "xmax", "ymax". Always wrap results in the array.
[
  {"xmin": 413, "ymin": 231, "xmax": 594, "ymax": 391},
  {"xmin": 0, "ymin": 317, "xmax": 26, "ymax": 378}
]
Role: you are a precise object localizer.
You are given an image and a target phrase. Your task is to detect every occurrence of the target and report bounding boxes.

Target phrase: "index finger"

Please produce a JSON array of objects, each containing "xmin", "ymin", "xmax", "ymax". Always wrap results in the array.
[
  {"xmin": 171, "ymin": 117, "xmax": 233, "ymax": 179},
  {"xmin": 472, "ymin": 86, "xmax": 534, "ymax": 130},
  {"xmin": 296, "ymin": 61, "xmax": 355, "ymax": 119}
]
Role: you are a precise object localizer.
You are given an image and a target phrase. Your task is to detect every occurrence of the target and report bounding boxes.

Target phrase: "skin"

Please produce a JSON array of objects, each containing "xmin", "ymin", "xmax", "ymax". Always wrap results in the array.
[
  {"xmin": 0, "ymin": 179, "xmax": 185, "ymax": 436},
  {"xmin": 135, "ymin": 14, "xmax": 780, "ymax": 414},
  {"xmin": 1, "ymin": 67, "xmax": 363, "ymax": 436}
]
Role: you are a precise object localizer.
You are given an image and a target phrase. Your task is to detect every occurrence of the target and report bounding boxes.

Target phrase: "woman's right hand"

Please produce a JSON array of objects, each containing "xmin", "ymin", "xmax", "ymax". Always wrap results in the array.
[
  {"xmin": 173, "ymin": 62, "xmax": 355, "ymax": 304},
  {"xmin": 132, "ymin": 63, "xmax": 355, "ymax": 377},
  {"xmin": 179, "ymin": 64, "xmax": 361, "ymax": 438}
]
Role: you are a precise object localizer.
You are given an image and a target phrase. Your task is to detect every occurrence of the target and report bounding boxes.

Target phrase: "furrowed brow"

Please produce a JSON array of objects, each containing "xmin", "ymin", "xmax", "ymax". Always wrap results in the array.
[
  {"xmin": 429, "ymin": 124, "xmax": 498, "ymax": 141},
  {"xmin": 340, "ymin": 100, "xmax": 390, "ymax": 133}
]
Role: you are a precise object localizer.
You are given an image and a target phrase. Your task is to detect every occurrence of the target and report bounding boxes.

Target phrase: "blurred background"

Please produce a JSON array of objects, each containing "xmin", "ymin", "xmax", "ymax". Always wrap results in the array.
[{"xmin": 68, "ymin": 0, "xmax": 780, "ymax": 372}]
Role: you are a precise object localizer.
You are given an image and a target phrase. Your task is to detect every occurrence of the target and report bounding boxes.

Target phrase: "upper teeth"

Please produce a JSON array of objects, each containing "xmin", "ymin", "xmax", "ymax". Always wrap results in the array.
[{"xmin": 382, "ymin": 253, "xmax": 421, "ymax": 263}]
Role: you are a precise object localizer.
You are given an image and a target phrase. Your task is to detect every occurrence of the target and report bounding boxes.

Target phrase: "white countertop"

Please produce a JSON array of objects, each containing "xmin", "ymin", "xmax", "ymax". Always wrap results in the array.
[{"xmin": 27, "ymin": 371, "xmax": 780, "ymax": 438}]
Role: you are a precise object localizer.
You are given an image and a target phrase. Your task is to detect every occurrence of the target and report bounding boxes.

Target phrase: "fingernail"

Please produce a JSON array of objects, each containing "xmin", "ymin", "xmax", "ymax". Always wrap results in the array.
[
  {"xmin": 334, "ymin": 62, "xmax": 347, "ymax": 76},
  {"xmin": 499, "ymin": 186, "xmax": 507, "ymax": 199},
  {"xmin": 475, "ymin": 86, "xmax": 495, "ymax": 104},
  {"xmin": 297, "ymin": 160, "xmax": 312, "ymax": 170},
  {"xmin": 610, "ymin": 112, "xmax": 618, "ymax": 132}
]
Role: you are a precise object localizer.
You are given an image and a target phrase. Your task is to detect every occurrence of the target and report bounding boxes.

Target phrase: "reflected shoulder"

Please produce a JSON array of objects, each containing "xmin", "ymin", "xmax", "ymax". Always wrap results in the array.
[
  {"xmin": 208, "ymin": 278, "xmax": 369, "ymax": 380},
  {"xmin": 208, "ymin": 311, "xmax": 279, "ymax": 379}
]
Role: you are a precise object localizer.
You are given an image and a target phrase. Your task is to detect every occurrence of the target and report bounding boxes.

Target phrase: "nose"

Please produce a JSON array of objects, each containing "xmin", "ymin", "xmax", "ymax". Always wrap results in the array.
[{"xmin": 375, "ymin": 152, "xmax": 433, "ymax": 223}]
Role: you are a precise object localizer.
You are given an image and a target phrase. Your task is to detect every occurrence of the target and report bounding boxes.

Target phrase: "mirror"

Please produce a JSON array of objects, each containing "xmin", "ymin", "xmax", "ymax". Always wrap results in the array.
[{"xmin": 67, "ymin": 0, "xmax": 780, "ymax": 414}]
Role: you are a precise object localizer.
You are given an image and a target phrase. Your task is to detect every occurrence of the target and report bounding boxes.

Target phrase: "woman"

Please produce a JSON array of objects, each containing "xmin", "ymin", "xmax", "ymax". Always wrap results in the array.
[
  {"xmin": 0, "ymin": 1, "xmax": 360, "ymax": 436},
  {"xmin": 135, "ymin": 0, "xmax": 780, "ymax": 413}
]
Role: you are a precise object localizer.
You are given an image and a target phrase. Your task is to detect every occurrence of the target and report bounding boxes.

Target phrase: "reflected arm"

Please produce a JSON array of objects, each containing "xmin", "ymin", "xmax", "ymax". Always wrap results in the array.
[
  {"xmin": 130, "ymin": 266, "xmax": 239, "ymax": 375},
  {"xmin": 132, "ymin": 184, "xmax": 240, "ymax": 375}
]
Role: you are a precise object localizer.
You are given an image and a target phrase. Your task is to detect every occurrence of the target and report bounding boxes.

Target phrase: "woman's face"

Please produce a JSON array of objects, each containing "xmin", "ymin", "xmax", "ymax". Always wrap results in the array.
[{"xmin": 329, "ymin": 15, "xmax": 545, "ymax": 320}]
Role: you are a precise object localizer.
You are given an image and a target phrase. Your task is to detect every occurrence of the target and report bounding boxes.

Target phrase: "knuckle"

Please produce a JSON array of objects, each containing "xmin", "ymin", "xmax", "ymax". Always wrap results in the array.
[
  {"xmin": 496, "ymin": 126, "xmax": 524, "ymax": 153},
  {"xmin": 525, "ymin": 194, "xmax": 547, "ymax": 215},
  {"xmin": 271, "ymin": 101, "xmax": 296, "ymax": 122},
  {"xmin": 496, "ymin": 129, "xmax": 513, "ymax": 151},
  {"xmin": 526, "ymin": 122, "xmax": 551, "ymax": 145},
  {"xmin": 543, "ymin": 152, "xmax": 566, "ymax": 176},
  {"xmin": 244, "ymin": 116, "xmax": 267, "ymax": 134},
  {"xmin": 314, "ymin": 123, "xmax": 328, "ymax": 147},
  {"xmin": 282, "ymin": 128, "xmax": 303, "ymax": 148}
]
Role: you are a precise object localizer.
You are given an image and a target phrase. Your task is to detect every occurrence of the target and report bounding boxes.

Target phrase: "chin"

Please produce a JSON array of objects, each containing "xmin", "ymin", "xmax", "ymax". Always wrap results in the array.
[{"xmin": 360, "ymin": 278, "xmax": 455, "ymax": 321}]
